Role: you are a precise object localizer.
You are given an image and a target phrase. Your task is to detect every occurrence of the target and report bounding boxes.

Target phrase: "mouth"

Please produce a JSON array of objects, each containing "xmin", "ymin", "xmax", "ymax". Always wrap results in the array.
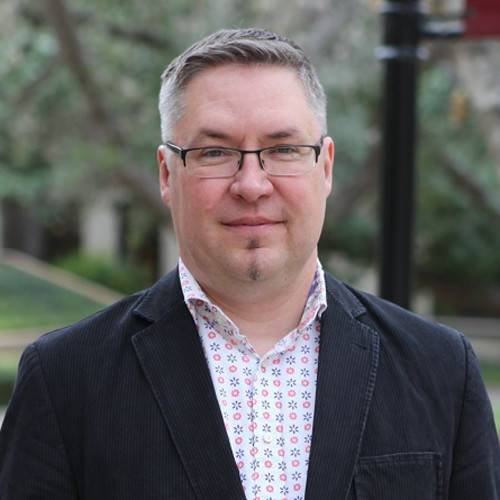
[
  {"xmin": 223, "ymin": 217, "xmax": 281, "ymax": 227},
  {"xmin": 221, "ymin": 217, "xmax": 283, "ymax": 234}
]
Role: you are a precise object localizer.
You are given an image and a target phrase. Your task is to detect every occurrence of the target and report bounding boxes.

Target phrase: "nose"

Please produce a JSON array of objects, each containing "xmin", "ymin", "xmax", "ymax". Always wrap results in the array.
[{"xmin": 229, "ymin": 151, "xmax": 274, "ymax": 202}]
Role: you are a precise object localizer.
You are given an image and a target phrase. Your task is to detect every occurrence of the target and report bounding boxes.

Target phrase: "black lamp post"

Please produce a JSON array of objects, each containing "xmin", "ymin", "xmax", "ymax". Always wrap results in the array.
[{"xmin": 377, "ymin": 0, "xmax": 425, "ymax": 309}]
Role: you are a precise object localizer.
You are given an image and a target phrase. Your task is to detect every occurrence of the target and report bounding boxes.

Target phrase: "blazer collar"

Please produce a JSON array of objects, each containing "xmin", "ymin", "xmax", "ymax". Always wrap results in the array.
[
  {"xmin": 132, "ymin": 266, "xmax": 184, "ymax": 322},
  {"xmin": 132, "ymin": 270, "xmax": 379, "ymax": 500}
]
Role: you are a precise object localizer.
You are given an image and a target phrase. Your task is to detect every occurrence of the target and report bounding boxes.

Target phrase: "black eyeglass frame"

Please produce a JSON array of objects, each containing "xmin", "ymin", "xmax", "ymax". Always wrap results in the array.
[{"xmin": 164, "ymin": 137, "xmax": 325, "ymax": 175}]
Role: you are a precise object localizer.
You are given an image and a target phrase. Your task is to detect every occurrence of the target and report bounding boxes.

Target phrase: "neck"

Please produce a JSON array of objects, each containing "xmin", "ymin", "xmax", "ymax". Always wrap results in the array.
[{"xmin": 194, "ymin": 257, "xmax": 318, "ymax": 356}]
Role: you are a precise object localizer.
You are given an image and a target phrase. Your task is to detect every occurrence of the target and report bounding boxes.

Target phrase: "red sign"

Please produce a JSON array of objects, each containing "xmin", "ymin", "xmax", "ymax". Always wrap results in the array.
[{"xmin": 465, "ymin": 0, "xmax": 500, "ymax": 37}]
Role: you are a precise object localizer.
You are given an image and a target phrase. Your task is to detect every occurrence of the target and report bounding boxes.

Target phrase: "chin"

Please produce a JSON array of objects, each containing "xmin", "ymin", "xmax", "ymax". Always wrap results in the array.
[{"xmin": 236, "ymin": 250, "xmax": 285, "ymax": 282}]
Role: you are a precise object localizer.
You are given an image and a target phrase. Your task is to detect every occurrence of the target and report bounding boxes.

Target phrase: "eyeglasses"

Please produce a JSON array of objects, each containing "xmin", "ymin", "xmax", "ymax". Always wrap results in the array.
[{"xmin": 164, "ymin": 137, "xmax": 324, "ymax": 178}]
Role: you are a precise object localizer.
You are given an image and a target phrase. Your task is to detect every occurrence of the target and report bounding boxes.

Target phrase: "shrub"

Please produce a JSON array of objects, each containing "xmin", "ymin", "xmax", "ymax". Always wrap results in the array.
[{"xmin": 55, "ymin": 253, "xmax": 152, "ymax": 294}]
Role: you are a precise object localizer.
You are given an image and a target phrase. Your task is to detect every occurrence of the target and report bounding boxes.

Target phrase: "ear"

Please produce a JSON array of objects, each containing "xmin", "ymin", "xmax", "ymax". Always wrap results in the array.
[
  {"xmin": 158, "ymin": 145, "xmax": 172, "ymax": 206},
  {"xmin": 322, "ymin": 136, "xmax": 334, "ymax": 196}
]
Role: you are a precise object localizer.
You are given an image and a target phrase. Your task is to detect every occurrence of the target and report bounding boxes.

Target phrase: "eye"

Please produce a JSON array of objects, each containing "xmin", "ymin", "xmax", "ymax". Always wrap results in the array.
[
  {"xmin": 269, "ymin": 145, "xmax": 299, "ymax": 155},
  {"xmin": 200, "ymin": 148, "xmax": 228, "ymax": 158},
  {"xmin": 189, "ymin": 147, "xmax": 239, "ymax": 166}
]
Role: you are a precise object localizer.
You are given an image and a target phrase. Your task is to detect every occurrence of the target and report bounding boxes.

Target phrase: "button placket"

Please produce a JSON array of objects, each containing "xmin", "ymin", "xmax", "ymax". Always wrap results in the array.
[{"xmin": 250, "ymin": 355, "xmax": 272, "ymax": 497}]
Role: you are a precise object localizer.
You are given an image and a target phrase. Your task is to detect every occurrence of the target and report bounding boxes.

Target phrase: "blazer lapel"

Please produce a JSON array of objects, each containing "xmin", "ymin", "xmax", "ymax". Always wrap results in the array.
[
  {"xmin": 131, "ymin": 272, "xmax": 245, "ymax": 500},
  {"xmin": 305, "ymin": 280, "xmax": 380, "ymax": 500}
]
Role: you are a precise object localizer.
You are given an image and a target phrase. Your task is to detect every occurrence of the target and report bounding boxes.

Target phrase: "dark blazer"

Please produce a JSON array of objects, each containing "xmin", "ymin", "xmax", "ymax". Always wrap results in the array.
[{"xmin": 1, "ymin": 270, "xmax": 499, "ymax": 499}]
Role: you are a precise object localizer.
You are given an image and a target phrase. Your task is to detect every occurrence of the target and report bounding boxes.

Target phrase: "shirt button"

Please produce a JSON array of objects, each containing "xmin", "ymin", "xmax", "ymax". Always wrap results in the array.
[{"xmin": 263, "ymin": 433, "xmax": 273, "ymax": 444}]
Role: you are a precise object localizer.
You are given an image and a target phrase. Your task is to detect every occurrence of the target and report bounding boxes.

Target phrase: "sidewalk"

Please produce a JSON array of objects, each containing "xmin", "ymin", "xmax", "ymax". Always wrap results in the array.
[
  {"xmin": 470, "ymin": 339, "xmax": 500, "ymax": 363},
  {"xmin": 489, "ymin": 388, "xmax": 500, "ymax": 407},
  {"xmin": 0, "ymin": 329, "xmax": 44, "ymax": 350}
]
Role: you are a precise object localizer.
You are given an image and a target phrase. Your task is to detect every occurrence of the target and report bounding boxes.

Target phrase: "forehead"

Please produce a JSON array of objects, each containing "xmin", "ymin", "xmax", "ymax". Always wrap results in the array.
[{"xmin": 174, "ymin": 64, "xmax": 320, "ymax": 143}]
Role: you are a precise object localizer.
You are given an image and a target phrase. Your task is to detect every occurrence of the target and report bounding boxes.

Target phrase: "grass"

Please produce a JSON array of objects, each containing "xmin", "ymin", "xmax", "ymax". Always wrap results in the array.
[
  {"xmin": 495, "ymin": 404, "xmax": 500, "ymax": 431},
  {"xmin": 0, "ymin": 352, "xmax": 20, "ymax": 404},
  {"xmin": 481, "ymin": 362, "xmax": 500, "ymax": 387},
  {"xmin": 483, "ymin": 364, "xmax": 500, "ymax": 434},
  {"xmin": 0, "ymin": 261, "xmax": 107, "ymax": 405},
  {"xmin": 0, "ymin": 262, "xmax": 106, "ymax": 331}
]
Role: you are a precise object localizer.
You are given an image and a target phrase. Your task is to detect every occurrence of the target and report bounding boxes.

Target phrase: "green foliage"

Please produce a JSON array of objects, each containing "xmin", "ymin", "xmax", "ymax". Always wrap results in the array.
[
  {"xmin": 329, "ymin": 89, "xmax": 374, "ymax": 180},
  {"xmin": 55, "ymin": 253, "xmax": 152, "ymax": 294},
  {"xmin": 416, "ymin": 68, "xmax": 500, "ymax": 285},
  {"xmin": 321, "ymin": 208, "xmax": 377, "ymax": 263},
  {"xmin": 0, "ymin": 0, "xmax": 181, "ymax": 204}
]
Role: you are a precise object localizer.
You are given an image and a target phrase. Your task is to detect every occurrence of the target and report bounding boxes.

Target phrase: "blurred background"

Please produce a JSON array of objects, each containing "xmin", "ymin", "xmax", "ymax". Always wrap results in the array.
[{"xmin": 0, "ymin": 0, "xmax": 499, "ymax": 428}]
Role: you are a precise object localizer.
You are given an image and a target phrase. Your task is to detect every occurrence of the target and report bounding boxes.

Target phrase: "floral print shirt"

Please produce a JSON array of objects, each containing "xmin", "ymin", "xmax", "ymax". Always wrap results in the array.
[{"xmin": 179, "ymin": 258, "xmax": 327, "ymax": 500}]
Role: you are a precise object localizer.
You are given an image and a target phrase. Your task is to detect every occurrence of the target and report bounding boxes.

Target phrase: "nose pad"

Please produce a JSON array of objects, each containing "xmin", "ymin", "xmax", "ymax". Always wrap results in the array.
[{"xmin": 238, "ymin": 151, "xmax": 264, "ymax": 173}]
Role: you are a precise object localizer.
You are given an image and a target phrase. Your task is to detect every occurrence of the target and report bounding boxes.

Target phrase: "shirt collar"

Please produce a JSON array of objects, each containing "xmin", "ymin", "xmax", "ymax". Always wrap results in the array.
[{"xmin": 178, "ymin": 257, "xmax": 327, "ymax": 328}]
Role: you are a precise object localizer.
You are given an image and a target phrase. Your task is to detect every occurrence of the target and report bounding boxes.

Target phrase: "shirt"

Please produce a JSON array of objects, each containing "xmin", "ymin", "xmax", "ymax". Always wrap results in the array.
[{"xmin": 179, "ymin": 259, "xmax": 327, "ymax": 500}]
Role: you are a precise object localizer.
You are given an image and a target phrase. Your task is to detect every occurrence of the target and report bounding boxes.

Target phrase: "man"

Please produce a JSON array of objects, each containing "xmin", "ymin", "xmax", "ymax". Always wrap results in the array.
[{"xmin": 0, "ymin": 28, "xmax": 498, "ymax": 500}]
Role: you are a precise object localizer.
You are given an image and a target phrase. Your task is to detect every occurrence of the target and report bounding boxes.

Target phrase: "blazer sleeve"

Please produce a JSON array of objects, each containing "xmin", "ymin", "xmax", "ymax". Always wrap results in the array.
[
  {"xmin": 0, "ymin": 344, "xmax": 78, "ymax": 499},
  {"xmin": 449, "ymin": 335, "xmax": 500, "ymax": 499}
]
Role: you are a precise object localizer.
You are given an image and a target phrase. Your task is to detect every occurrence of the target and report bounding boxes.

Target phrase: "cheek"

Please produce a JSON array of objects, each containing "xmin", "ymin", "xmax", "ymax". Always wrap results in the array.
[
  {"xmin": 287, "ymin": 179, "xmax": 327, "ymax": 219},
  {"xmin": 177, "ymin": 179, "xmax": 228, "ymax": 223}
]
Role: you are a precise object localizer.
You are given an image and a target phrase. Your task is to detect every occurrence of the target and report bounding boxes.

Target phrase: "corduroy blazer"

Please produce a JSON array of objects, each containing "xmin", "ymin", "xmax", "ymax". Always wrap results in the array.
[{"xmin": 0, "ymin": 270, "xmax": 499, "ymax": 499}]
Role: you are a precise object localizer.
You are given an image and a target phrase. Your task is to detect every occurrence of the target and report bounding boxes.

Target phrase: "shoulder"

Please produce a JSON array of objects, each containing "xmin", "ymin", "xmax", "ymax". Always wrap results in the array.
[
  {"xmin": 31, "ymin": 268, "xmax": 184, "ymax": 363},
  {"xmin": 323, "ymin": 273, "xmax": 472, "ymax": 427},
  {"xmin": 323, "ymin": 272, "xmax": 467, "ymax": 365}
]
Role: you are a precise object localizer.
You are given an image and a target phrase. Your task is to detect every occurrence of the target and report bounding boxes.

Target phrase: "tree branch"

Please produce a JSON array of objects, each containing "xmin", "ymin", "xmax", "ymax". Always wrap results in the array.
[
  {"xmin": 437, "ymin": 148, "xmax": 500, "ymax": 225},
  {"xmin": 21, "ymin": 4, "xmax": 169, "ymax": 50},
  {"xmin": 13, "ymin": 54, "xmax": 61, "ymax": 107},
  {"xmin": 328, "ymin": 143, "xmax": 379, "ymax": 225},
  {"xmin": 42, "ymin": 0, "xmax": 110, "ymax": 127},
  {"xmin": 41, "ymin": 0, "xmax": 168, "ymax": 221}
]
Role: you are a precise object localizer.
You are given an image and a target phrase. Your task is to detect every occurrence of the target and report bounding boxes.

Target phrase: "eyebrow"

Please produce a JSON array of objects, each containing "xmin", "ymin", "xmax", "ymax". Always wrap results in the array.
[
  {"xmin": 189, "ymin": 129, "xmax": 232, "ymax": 145},
  {"xmin": 264, "ymin": 128, "xmax": 304, "ymax": 141},
  {"xmin": 189, "ymin": 127, "xmax": 306, "ymax": 146}
]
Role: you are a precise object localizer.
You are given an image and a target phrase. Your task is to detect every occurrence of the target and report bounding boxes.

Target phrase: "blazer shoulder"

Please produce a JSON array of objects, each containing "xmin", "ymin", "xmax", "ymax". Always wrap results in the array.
[
  {"xmin": 323, "ymin": 272, "xmax": 466, "ymax": 362},
  {"xmin": 33, "ymin": 268, "xmax": 183, "ymax": 358},
  {"xmin": 346, "ymin": 283, "xmax": 466, "ymax": 361},
  {"xmin": 31, "ymin": 290, "xmax": 143, "ymax": 360}
]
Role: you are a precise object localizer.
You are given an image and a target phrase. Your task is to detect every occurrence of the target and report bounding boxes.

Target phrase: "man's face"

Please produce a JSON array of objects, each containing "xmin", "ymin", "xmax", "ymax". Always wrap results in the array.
[{"xmin": 158, "ymin": 64, "xmax": 334, "ymax": 292}]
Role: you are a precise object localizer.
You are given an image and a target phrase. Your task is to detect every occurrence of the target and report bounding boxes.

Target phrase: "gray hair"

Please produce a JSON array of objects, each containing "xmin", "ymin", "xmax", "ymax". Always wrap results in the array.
[{"xmin": 158, "ymin": 28, "xmax": 327, "ymax": 141}]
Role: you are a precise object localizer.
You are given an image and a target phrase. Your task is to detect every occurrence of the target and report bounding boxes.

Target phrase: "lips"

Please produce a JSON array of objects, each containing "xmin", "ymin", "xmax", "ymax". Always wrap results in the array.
[
  {"xmin": 222, "ymin": 216, "xmax": 281, "ymax": 226},
  {"xmin": 221, "ymin": 217, "xmax": 284, "ymax": 237}
]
